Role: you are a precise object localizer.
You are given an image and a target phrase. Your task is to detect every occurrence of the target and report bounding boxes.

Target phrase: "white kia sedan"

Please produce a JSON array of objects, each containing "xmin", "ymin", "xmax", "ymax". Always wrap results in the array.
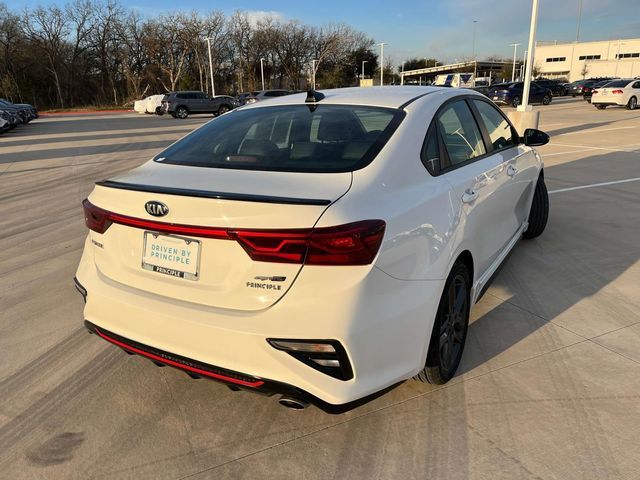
[
  {"xmin": 76, "ymin": 87, "xmax": 549, "ymax": 411},
  {"xmin": 592, "ymin": 78, "xmax": 640, "ymax": 109}
]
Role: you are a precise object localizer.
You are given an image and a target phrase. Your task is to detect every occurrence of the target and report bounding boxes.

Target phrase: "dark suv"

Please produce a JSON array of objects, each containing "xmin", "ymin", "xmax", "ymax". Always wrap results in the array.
[
  {"xmin": 533, "ymin": 79, "xmax": 567, "ymax": 96},
  {"xmin": 488, "ymin": 82, "xmax": 553, "ymax": 107},
  {"xmin": 161, "ymin": 91, "xmax": 237, "ymax": 119}
]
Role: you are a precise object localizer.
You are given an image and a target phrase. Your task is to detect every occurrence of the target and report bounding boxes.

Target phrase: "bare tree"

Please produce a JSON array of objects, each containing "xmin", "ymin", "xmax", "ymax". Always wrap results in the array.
[
  {"xmin": 2, "ymin": 4, "xmax": 378, "ymax": 108},
  {"xmin": 22, "ymin": 5, "xmax": 70, "ymax": 107},
  {"xmin": 91, "ymin": 0, "xmax": 126, "ymax": 104},
  {"xmin": 66, "ymin": 0, "xmax": 95, "ymax": 105},
  {"xmin": 156, "ymin": 13, "xmax": 190, "ymax": 91}
]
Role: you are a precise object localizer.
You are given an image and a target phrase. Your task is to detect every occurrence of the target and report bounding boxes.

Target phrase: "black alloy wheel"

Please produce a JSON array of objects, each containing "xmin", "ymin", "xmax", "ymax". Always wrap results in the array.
[
  {"xmin": 438, "ymin": 273, "xmax": 468, "ymax": 375},
  {"xmin": 175, "ymin": 106, "xmax": 188, "ymax": 119},
  {"xmin": 415, "ymin": 261, "xmax": 471, "ymax": 385}
]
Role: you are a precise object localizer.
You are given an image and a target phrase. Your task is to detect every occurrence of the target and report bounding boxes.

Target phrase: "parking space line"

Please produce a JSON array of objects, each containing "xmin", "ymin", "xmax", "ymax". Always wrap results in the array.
[
  {"xmin": 544, "ymin": 148, "xmax": 604, "ymax": 157},
  {"xmin": 549, "ymin": 142, "xmax": 640, "ymax": 153},
  {"xmin": 556, "ymin": 126, "xmax": 637, "ymax": 136},
  {"xmin": 549, "ymin": 177, "xmax": 640, "ymax": 194}
]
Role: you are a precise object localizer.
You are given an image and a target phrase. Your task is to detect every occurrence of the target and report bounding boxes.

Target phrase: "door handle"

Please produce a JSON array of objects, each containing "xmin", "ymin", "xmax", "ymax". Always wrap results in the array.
[
  {"xmin": 507, "ymin": 165, "xmax": 518, "ymax": 177},
  {"xmin": 462, "ymin": 189, "xmax": 478, "ymax": 204}
]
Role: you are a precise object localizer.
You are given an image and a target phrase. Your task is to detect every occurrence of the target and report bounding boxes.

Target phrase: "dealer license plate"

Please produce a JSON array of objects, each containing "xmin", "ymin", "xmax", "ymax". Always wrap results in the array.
[{"xmin": 142, "ymin": 232, "xmax": 200, "ymax": 280}]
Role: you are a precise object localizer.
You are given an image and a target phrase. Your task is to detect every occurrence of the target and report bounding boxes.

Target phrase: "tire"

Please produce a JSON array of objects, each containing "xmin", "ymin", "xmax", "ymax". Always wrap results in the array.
[
  {"xmin": 511, "ymin": 96, "xmax": 521, "ymax": 108},
  {"xmin": 542, "ymin": 95, "xmax": 551, "ymax": 105},
  {"xmin": 595, "ymin": 104, "xmax": 606, "ymax": 110},
  {"xmin": 155, "ymin": 106, "xmax": 164, "ymax": 115},
  {"xmin": 627, "ymin": 96, "xmax": 637, "ymax": 110},
  {"xmin": 523, "ymin": 174, "xmax": 549, "ymax": 240},
  {"xmin": 217, "ymin": 105, "xmax": 230, "ymax": 116},
  {"xmin": 175, "ymin": 106, "xmax": 188, "ymax": 119},
  {"xmin": 415, "ymin": 261, "xmax": 471, "ymax": 385}
]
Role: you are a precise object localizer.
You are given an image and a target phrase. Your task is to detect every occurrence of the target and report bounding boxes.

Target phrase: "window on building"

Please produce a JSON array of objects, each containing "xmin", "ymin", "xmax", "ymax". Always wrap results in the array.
[
  {"xmin": 578, "ymin": 55, "xmax": 601, "ymax": 60},
  {"xmin": 616, "ymin": 53, "xmax": 640, "ymax": 59},
  {"xmin": 545, "ymin": 57, "xmax": 567, "ymax": 63}
]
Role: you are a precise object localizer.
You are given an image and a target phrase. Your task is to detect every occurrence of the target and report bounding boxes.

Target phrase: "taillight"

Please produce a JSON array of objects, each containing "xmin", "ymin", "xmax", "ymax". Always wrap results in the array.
[
  {"xmin": 82, "ymin": 199, "xmax": 385, "ymax": 266},
  {"xmin": 83, "ymin": 199, "xmax": 112, "ymax": 234},
  {"xmin": 230, "ymin": 220, "xmax": 386, "ymax": 265},
  {"xmin": 612, "ymin": 89, "xmax": 623, "ymax": 94}
]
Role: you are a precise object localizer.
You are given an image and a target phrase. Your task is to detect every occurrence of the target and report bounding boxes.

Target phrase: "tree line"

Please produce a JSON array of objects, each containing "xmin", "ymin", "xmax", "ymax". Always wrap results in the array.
[{"xmin": 0, "ymin": 1, "xmax": 380, "ymax": 109}]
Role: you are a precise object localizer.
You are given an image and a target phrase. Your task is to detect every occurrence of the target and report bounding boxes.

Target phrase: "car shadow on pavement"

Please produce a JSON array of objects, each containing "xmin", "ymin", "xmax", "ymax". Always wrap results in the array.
[
  {"xmin": 546, "ymin": 112, "xmax": 640, "ymax": 136},
  {"xmin": 0, "ymin": 140, "xmax": 176, "ymax": 164},
  {"xmin": 456, "ymin": 150, "xmax": 640, "ymax": 378}
]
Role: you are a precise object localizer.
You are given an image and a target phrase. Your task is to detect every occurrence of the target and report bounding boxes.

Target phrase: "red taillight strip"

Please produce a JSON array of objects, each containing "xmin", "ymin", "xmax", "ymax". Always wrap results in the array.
[
  {"xmin": 95, "ymin": 328, "xmax": 264, "ymax": 388},
  {"xmin": 108, "ymin": 212, "xmax": 231, "ymax": 239}
]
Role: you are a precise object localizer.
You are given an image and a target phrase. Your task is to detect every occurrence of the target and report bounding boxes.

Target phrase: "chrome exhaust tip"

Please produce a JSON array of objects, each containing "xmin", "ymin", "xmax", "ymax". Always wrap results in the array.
[{"xmin": 278, "ymin": 396, "xmax": 309, "ymax": 410}]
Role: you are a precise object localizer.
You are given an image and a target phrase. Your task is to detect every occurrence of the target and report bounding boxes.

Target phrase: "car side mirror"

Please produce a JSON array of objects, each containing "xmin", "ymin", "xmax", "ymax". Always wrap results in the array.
[{"xmin": 522, "ymin": 128, "xmax": 549, "ymax": 147}]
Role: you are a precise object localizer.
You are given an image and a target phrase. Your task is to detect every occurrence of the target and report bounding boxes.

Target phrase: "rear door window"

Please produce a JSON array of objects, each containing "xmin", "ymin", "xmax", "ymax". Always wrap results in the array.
[
  {"xmin": 156, "ymin": 105, "xmax": 404, "ymax": 173},
  {"xmin": 436, "ymin": 101, "xmax": 486, "ymax": 168}
]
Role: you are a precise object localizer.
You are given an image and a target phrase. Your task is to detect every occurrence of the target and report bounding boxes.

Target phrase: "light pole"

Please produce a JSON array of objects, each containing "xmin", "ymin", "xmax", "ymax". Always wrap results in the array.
[
  {"xmin": 260, "ymin": 58, "xmax": 265, "ymax": 90},
  {"xmin": 520, "ymin": 0, "xmax": 540, "ymax": 112},
  {"xmin": 361, "ymin": 60, "xmax": 368, "ymax": 80},
  {"xmin": 204, "ymin": 37, "xmax": 215, "ymax": 97},
  {"xmin": 522, "ymin": 50, "xmax": 528, "ymax": 81},
  {"xmin": 378, "ymin": 43, "xmax": 386, "ymax": 86},
  {"xmin": 311, "ymin": 59, "xmax": 318, "ymax": 90},
  {"xmin": 472, "ymin": 20, "xmax": 478, "ymax": 82},
  {"xmin": 575, "ymin": 0, "xmax": 583, "ymax": 42},
  {"xmin": 509, "ymin": 43, "xmax": 521, "ymax": 82}
]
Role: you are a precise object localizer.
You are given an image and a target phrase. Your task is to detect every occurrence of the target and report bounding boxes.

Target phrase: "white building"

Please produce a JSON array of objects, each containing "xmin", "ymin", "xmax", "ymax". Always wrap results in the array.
[{"xmin": 534, "ymin": 38, "xmax": 640, "ymax": 82}]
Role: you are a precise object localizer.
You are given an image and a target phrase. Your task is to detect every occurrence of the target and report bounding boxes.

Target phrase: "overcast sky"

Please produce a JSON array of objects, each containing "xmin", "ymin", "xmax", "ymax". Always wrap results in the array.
[{"xmin": 11, "ymin": 0, "xmax": 640, "ymax": 64}]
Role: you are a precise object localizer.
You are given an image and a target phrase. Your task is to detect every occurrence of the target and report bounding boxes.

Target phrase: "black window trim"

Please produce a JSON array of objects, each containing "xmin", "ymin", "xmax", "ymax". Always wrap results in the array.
[
  {"xmin": 420, "ymin": 94, "xmax": 521, "ymax": 177},
  {"xmin": 468, "ymin": 97, "xmax": 520, "ymax": 156}
]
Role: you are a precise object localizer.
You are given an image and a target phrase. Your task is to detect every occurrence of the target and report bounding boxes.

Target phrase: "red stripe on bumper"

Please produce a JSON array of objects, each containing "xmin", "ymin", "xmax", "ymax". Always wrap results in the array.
[{"xmin": 95, "ymin": 328, "xmax": 264, "ymax": 388}]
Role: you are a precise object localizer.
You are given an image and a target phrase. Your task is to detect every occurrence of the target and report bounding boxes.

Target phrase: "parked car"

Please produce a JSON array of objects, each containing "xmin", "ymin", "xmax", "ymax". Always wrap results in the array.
[
  {"xmin": 161, "ymin": 91, "xmax": 238, "ymax": 119},
  {"xmin": 567, "ymin": 78, "xmax": 614, "ymax": 97},
  {"xmin": 76, "ymin": 86, "xmax": 550, "ymax": 410},
  {"xmin": 471, "ymin": 85, "xmax": 490, "ymax": 97},
  {"xmin": 533, "ymin": 79, "xmax": 567, "ymax": 96},
  {"xmin": 0, "ymin": 109, "xmax": 19, "ymax": 129},
  {"xmin": 237, "ymin": 91, "xmax": 258, "ymax": 106},
  {"xmin": 0, "ymin": 98, "xmax": 32, "ymax": 124},
  {"xmin": 488, "ymin": 82, "xmax": 553, "ymax": 107},
  {"xmin": 591, "ymin": 79, "xmax": 640, "ymax": 110},
  {"xmin": 14, "ymin": 102, "xmax": 38, "ymax": 119},
  {"xmin": 583, "ymin": 79, "xmax": 617, "ymax": 103},
  {"xmin": 134, "ymin": 98, "xmax": 146, "ymax": 114},
  {"xmin": 145, "ymin": 94, "xmax": 165, "ymax": 115},
  {"xmin": 244, "ymin": 89, "xmax": 291, "ymax": 104}
]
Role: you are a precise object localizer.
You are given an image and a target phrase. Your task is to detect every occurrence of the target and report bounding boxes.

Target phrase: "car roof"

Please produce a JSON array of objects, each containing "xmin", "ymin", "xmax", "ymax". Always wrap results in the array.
[{"xmin": 239, "ymin": 86, "xmax": 465, "ymax": 109}]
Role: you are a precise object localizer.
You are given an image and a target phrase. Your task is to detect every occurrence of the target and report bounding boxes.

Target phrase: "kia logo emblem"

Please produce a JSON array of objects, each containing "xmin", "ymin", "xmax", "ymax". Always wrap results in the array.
[{"xmin": 145, "ymin": 201, "xmax": 169, "ymax": 217}]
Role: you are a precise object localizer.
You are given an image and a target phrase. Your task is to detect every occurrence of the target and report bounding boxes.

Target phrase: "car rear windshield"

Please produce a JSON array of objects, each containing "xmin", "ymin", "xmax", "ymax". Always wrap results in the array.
[
  {"xmin": 155, "ymin": 104, "xmax": 405, "ymax": 173},
  {"xmin": 604, "ymin": 80, "xmax": 630, "ymax": 88}
]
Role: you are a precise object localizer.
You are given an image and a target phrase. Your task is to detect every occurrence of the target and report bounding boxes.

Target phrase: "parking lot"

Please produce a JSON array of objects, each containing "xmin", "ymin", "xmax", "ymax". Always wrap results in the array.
[{"xmin": 1, "ymin": 98, "xmax": 640, "ymax": 479}]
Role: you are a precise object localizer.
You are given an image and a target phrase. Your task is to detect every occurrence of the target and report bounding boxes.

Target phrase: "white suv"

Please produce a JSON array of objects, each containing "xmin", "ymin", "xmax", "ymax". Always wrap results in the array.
[{"xmin": 76, "ymin": 87, "xmax": 549, "ymax": 411}]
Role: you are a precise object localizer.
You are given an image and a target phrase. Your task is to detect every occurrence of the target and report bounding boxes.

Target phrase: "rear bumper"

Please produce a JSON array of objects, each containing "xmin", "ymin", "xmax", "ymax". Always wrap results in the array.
[
  {"xmin": 76, "ymin": 236, "xmax": 442, "ymax": 406},
  {"xmin": 591, "ymin": 99, "xmax": 625, "ymax": 106}
]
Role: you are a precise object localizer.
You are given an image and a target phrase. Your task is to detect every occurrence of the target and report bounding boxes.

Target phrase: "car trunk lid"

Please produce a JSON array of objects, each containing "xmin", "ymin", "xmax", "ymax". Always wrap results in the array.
[{"xmin": 86, "ymin": 162, "xmax": 351, "ymax": 311}]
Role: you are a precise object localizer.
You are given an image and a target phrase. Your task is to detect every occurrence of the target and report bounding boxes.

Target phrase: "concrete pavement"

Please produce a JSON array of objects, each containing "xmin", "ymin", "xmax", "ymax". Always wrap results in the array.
[{"xmin": 1, "ymin": 100, "xmax": 639, "ymax": 479}]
